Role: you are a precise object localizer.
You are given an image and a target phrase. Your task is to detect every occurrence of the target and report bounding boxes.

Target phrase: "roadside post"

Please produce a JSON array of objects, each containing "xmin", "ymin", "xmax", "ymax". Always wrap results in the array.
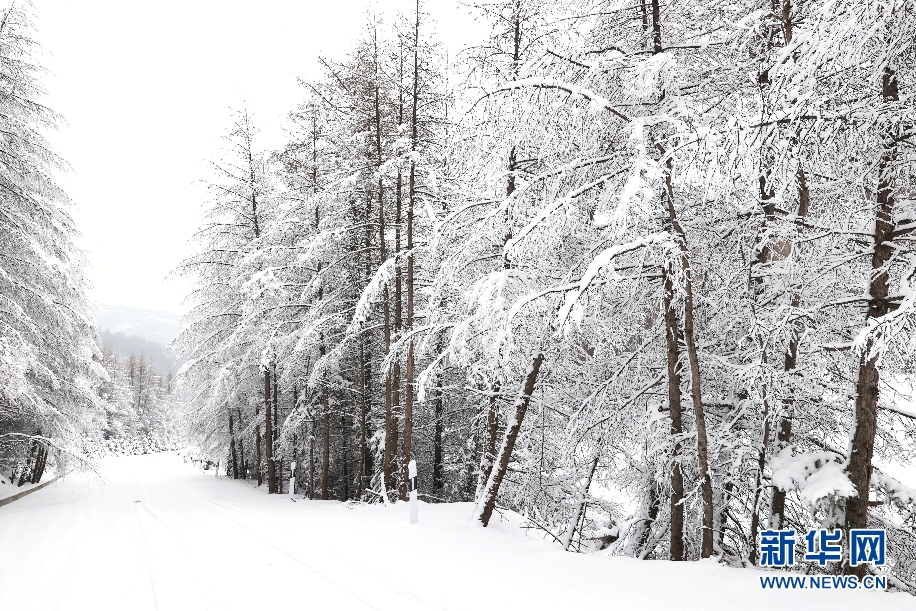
[
  {"xmin": 289, "ymin": 461, "xmax": 296, "ymax": 498},
  {"xmin": 408, "ymin": 459, "xmax": 418, "ymax": 524}
]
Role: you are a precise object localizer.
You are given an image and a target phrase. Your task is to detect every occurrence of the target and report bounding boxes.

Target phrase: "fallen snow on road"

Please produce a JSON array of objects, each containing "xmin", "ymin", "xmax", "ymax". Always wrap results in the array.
[{"xmin": 0, "ymin": 453, "xmax": 909, "ymax": 610}]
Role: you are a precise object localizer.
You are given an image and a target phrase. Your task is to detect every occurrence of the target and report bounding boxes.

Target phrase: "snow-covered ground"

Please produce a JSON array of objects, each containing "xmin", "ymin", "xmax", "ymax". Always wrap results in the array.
[{"xmin": 0, "ymin": 453, "xmax": 909, "ymax": 610}]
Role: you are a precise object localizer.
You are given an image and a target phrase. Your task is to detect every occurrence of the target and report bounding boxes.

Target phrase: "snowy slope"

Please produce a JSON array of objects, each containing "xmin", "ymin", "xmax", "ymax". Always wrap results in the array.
[{"xmin": 0, "ymin": 453, "xmax": 909, "ymax": 611}]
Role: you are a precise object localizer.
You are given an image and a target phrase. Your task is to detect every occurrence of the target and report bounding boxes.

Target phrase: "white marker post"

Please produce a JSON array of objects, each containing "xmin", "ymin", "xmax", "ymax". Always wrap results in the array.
[
  {"xmin": 216, "ymin": 460, "xmax": 221, "ymax": 477},
  {"xmin": 289, "ymin": 461, "xmax": 297, "ymax": 499},
  {"xmin": 408, "ymin": 459, "xmax": 418, "ymax": 525}
]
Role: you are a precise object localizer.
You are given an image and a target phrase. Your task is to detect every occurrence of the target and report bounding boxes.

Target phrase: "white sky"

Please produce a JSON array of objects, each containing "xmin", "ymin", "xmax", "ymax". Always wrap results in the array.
[{"xmin": 34, "ymin": 0, "xmax": 482, "ymax": 314}]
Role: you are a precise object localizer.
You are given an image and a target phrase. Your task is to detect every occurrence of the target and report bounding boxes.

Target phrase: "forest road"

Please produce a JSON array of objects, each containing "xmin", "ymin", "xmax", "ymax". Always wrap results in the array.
[
  {"xmin": 1, "ymin": 452, "xmax": 910, "ymax": 611},
  {"xmin": 0, "ymin": 453, "xmax": 434, "ymax": 611}
]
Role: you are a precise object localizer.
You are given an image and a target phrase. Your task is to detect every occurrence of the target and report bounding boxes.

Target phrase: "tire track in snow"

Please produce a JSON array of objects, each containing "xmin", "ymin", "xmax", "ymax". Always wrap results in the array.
[
  {"xmin": 178, "ymin": 486, "xmax": 382, "ymax": 610},
  {"xmin": 174, "ymin": 479, "xmax": 446, "ymax": 611},
  {"xmin": 132, "ymin": 500, "xmax": 162, "ymax": 611}
]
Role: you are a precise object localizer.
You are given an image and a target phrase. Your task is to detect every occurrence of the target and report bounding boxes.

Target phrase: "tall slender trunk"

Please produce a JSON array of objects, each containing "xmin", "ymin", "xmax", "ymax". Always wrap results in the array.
[
  {"xmin": 274, "ymin": 370, "xmax": 282, "ymax": 492},
  {"xmin": 749, "ymin": 174, "xmax": 776, "ymax": 564},
  {"xmin": 319, "ymin": 325, "xmax": 330, "ymax": 500},
  {"xmin": 264, "ymin": 368, "xmax": 275, "ymax": 493},
  {"xmin": 255, "ymin": 399, "xmax": 263, "ymax": 487},
  {"xmin": 474, "ymin": 352, "xmax": 544, "ymax": 526},
  {"xmin": 341, "ymin": 412, "xmax": 350, "ymax": 500},
  {"xmin": 433, "ymin": 369, "xmax": 444, "ymax": 493},
  {"xmin": 650, "ymin": 0, "xmax": 713, "ymax": 558},
  {"xmin": 390, "ymin": 40, "xmax": 405, "ymax": 497},
  {"xmin": 309, "ymin": 421, "xmax": 315, "ymax": 499},
  {"xmin": 373, "ymin": 25, "xmax": 395, "ymax": 499},
  {"xmin": 358, "ymin": 338, "xmax": 368, "ymax": 499},
  {"xmin": 663, "ymin": 260, "xmax": 686, "ymax": 561},
  {"xmin": 845, "ymin": 66, "xmax": 899, "ymax": 578},
  {"xmin": 672, "ymin": 205, "xmax": 715, "ymax": 559},
  {"xmin": 321, "ymin": 399, "xmax": 330, "ymax": 500},
  {"xmin": 466, "ymin": 399, "xmax": 483, "ymax": 500},
  {"xmin": 293, "ymin": 384, "xmax": 299, "ymax": 491},
  {"xmin": 229, "ymin": 413, "xmax": 239, "ymax": 479},
  {"xmin": 236, "ymin": 406, "xmax": 246, "ymax": 479},
  {"xmin": 401, "ymin": 3, "xmax": 421, "ymax": 501},
  {"xmin": 770, "ymin": 309, "xmax": 800, "ymax": 529},
  {"xmin": 362, "ymin": 191, "xmax": 374, "ymax": 495}
]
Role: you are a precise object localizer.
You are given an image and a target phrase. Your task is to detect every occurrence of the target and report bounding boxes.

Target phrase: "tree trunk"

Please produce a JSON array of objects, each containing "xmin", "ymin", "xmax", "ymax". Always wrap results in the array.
[
  {"xmin": 769, "ymin": 323, "xmax": 798, "ymax": 529},
  {"xmin": 650, "ymin": 0, "xmax": 713, "ymax": 557},
  {"xmin": 229, "ymin": 413, "xmax": 239, "ymax": 479},
  {"xmin": 341, "ymin": 412, "xmax": 350, "ymax": 500},
  {"xmin": 663, "ymin": 261, "xmax": 686, "ymax": 561},
  {"xmin": 308, "ymin": 421, "xmax": 315, "ymax": 500},
  {"xmin": 401, "ymin": 341, "xmax": 413, "ymax": 502},
  {"xmin": 255, "ymin": 400, "xmax": 263, "ymax": 487},
  {"xmin": 321, "ymin": 402, "xmax": 330, "ymax": 500},
  {"xmin": 401, "ymin": 0, "xmax": 421, "ymax": 503},
  {"xmin": 18, "ymin": 435, "xmax": 38, "ymax": 486},
  {"xmin": 274, "ymin": 370, "xmax": 282, "ymax": 493},
  {"xmin": 665, "ymin": 163, "xmax": 714, "ymax": 558},
  {"xmin": 373, "ymin": 26, "xmax": 394, "ymax": 499},
  {"xmin": 677, "ymin": 224, "xmax": 715, "ymax": 558},
  {"xmin": 33, "ymin": 444, "xmax": 47, "ymax": 484},
  {"xmin": 636, "ymin": 480, "xmax": 661, "ymax": 558},
  {"xmin": 358, "ymin": 338, "xmax": 368, "ymax": 499},
  {"xmin": 477, "ymin": 381, "xmax": 501, "ymax": 500},
  {"xmin": 562, "ymin": 451, "xmax": 600, "ymax": 551},
  {"xmin": 845, "ymin": 66, "xmax": 899, "ymax": 578},
  {"xmin": 474, "ymin": 352, "xmax": 544, "ymax": 526},
  {"xmin": 749, "ymin": 174, "xmax": 776, "ymax": 565},
  {"xmin": 236, "ymin": 407, "xmax": 246, "ymax": 479},
  {"xmin": 433, "ymin": 372, "xmax": 444, "ymax": 493},
  {"xmin": 748, "ymin": 385, "xmax": 771, "ymax": 565},
  {"xmin": 264, "ymin": 368, "xmax": 275, "ymax": 493}
]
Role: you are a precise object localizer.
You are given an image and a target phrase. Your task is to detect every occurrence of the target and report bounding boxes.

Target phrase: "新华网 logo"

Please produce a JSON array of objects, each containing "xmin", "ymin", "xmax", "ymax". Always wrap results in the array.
[{"xmin": 759, "ymin": 528, "xmax": 886, "ymax": 568}]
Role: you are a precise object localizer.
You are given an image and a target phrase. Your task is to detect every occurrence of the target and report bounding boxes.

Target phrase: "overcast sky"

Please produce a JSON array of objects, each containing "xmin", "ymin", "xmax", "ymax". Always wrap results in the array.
[{"xmin": 34, "ymin": 0, "xmax": 481, "ymax": 314}]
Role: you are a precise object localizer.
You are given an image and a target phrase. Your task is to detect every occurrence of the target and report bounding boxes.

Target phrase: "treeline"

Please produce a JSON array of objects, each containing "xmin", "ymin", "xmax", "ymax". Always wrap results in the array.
[
  {"xmin": 94, "ymin": 348, "xmax": 180, "ymax": 456},
  {"xmin": 0, "ymin": 4, "xmax": 103, "ymax": 486},
  {"xmin": 175, "ymin": 0, "xmax": 916, "ymax": 587},
  {"xmin": 99, "ymin": 329, "xmax": 182, "ymax": 375}
]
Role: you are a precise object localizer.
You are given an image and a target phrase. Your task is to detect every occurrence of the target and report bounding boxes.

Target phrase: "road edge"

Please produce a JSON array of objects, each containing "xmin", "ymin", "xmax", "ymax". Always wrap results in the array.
[{"xmin": 0, "ymin": 475, "xmax": 63, "ymax": 508}]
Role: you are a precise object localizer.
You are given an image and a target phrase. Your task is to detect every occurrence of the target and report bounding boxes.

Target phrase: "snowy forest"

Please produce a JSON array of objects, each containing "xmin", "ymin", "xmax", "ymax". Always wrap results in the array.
[
  {"xmin": 0, "ymin": 4, "xmax": 178, "ymax": 489},
  {"xmin": 172, "ymin": 0, "xmax": 916, "ymax": 588},
  {"xmin": 2, "ymin": 0, "xmax": 916, "ymax": 599}
]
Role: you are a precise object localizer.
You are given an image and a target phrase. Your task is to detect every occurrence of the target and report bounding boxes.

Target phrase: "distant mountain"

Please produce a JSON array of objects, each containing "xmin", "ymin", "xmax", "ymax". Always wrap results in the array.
[
  {"xmin": 98, "ymin": 329, "xmax": 182, "ymax": 375},
  {"xmin": 95, "ymin": 304, "xmax": 182, "ymax": 345}
]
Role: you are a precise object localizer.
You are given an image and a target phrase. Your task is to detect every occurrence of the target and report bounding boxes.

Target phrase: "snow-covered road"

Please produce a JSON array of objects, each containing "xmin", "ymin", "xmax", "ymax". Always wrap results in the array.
[{"xmin": 0, "ymin": 453, "xmax": 910, "ymax": 610}]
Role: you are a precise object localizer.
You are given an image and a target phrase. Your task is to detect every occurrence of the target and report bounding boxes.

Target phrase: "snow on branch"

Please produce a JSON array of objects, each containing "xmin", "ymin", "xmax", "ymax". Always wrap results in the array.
[
  {"xmin": 771, "ymin": 448, "xmax": 856, "ymax": 506},
  {"xmin": 873, "ymin": 471, "xmax": 916, "ymax": 508},
  {"xmin": 496, "ymin": 78, "xmax": 632, "ymax": 123},
  {"xmin": 554, "ymin": 233, "xmax": 674, "ymax": 331}
]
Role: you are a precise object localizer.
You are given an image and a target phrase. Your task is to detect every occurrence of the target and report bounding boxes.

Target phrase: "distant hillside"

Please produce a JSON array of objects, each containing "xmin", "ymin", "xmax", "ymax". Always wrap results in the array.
[
  {"xmin": 99, "ymin": 329, "xmax": 182, "ymax": 375},
  {"xmin": 96, "ymin": 304, "xmax": 182, "ymax": 345}
]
